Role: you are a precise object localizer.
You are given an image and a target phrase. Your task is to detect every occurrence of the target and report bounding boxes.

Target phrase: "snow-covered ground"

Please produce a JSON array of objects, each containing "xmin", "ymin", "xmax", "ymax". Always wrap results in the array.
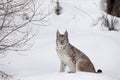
[{"xmin": 0, "ymin": 0, "xmax": 120, "ymax": 80}]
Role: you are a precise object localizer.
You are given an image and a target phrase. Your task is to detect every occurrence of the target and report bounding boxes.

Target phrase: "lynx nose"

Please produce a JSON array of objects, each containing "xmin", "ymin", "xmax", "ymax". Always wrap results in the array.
[{"xmin": 61, "ymin": 41, "xmax": 64, "ymax": 44}]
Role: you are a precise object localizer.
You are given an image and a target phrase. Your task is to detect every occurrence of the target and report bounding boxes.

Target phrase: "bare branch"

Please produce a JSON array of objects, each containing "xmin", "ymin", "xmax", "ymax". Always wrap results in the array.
[{"xmin": 0, "ymin": 0, "xmax": 49, "ymax": 55}]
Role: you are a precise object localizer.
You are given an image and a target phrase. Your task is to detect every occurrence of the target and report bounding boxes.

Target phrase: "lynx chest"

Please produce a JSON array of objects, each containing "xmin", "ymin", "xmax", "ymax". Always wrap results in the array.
[{"xmin": 57, "ymin": 49, "xmax": 72, "ymax": 65}]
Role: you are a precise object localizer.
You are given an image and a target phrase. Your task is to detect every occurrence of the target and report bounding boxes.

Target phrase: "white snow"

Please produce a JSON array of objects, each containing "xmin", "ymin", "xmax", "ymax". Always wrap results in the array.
[
  {"xmin": 18, "ymin": 72, "xmax": 117, "ymax": 80},
  {"xmin": 0, "ymin": 0, "xmax": 120, "ymax": 80}
]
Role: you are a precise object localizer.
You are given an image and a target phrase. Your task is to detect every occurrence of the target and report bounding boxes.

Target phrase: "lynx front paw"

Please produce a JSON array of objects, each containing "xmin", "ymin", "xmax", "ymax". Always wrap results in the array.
[
  {"xmin": 68, "ymin": 71, "xmax": 76, "ymax": 73},
  {"xmin": 60, "ymin": 70, "xmax": 64, "ymax": 72}
]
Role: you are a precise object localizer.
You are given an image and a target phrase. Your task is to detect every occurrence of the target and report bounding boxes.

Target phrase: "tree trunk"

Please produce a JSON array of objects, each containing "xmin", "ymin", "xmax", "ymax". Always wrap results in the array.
[
  {"xmin": 107, "ymin": 0, "xmax": 120, "ymax": 17},
  {"xmin": 107, "ymin": 0, "xmax": 115, "ymax": 14}
]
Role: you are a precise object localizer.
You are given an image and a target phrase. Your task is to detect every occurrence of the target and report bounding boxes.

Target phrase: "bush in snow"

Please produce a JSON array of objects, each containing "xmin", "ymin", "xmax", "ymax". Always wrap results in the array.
[
  {"xmin": 101, "ymin": 15, "xmax": 119, "ymax": 31},
  {"xmin": 0, "ymin": 71, "xmax": 12, "ymax": 80},
  {"xmin": 55, "ymin": 0, "xmax": 62, "ymax": 15}
]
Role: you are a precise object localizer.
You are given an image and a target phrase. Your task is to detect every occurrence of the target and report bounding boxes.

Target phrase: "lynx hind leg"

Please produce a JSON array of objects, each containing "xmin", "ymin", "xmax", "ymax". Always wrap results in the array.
[{"xmin": 76, "ymin": 59, "xmax": 95, "ymax": 72}]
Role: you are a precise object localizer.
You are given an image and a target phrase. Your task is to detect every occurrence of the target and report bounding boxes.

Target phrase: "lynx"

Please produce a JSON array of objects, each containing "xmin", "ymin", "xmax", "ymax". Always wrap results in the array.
[{"xmin": 56, "ymin": 30, "xmax": 102, "ymax": 73}]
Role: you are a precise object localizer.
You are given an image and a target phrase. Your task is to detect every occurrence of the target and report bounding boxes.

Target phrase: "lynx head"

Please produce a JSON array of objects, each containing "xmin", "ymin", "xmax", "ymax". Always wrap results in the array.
[{"xmin": 56, "ymin": 30, "xmax": 69, "ymax": 47}]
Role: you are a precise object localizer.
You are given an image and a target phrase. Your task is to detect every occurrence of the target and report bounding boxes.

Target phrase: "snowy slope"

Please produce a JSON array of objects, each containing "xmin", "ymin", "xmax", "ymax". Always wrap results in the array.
[
  {"xmin": 18, "ymin": 72, "xmax": 117, "ymax": 80},
  {"xmin": 0, "ymin": 0, "xmax": 120, "ymax": 80}
]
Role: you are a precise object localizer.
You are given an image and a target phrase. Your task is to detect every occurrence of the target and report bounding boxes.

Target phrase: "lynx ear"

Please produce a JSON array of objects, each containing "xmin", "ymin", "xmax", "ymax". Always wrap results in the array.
[
  {"xmin": 57, "ymin": 30, "xmax": 60, "ymax": 38},
  {"xmin": 64, "ymin": 30, "xmax": 68, "ymax": 38}
]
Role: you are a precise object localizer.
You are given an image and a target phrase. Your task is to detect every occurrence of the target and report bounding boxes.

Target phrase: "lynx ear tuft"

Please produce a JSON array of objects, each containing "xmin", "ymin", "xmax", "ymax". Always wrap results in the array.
[
  {"xmin": 57, "ymin": 30, "xmax": 60, "ymax": 38},
  {"xmin": 64, "ymin": 30, "xmax": 68, "ymax": 38}
]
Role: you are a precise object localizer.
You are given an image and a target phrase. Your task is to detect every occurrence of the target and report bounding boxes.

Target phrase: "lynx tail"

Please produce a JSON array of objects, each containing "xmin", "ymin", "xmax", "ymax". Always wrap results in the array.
[{"xmin": 97, "ymin": 69, "xmax": 102, "ymax": 73}]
